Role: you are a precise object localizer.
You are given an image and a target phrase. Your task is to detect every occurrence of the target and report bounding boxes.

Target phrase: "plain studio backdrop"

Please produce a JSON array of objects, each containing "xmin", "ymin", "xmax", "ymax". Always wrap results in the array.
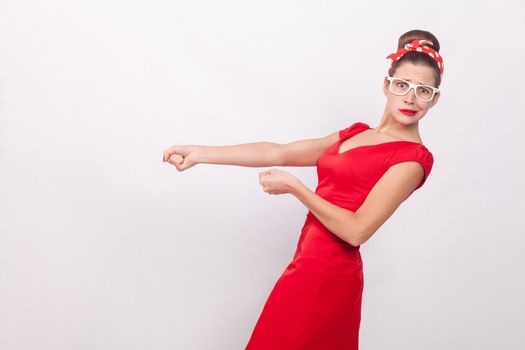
[{"xmin": 1, "ymin": 0, "xmax": 524, "ymax": 349}]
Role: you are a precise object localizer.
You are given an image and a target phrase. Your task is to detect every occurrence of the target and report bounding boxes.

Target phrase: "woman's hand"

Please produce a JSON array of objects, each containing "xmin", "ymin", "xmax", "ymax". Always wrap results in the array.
[
  {"xmin": 259, "ymin": 169, "xmax": 301, "ymax": 195},
  {"xmin": 162, "ymin": 145, "xmax": 200, "ymax": 172}
]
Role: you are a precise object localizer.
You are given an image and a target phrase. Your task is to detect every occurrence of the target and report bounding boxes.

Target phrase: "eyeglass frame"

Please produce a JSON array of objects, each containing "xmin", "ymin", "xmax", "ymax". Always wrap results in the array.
[{"xmin": 385, "ymin": 76, "xmax": 440, "ymax": 102}]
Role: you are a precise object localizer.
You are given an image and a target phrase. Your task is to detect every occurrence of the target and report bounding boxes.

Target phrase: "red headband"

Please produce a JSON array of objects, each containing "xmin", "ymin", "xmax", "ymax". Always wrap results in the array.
[{"xmin": 386, "ymin": 39, "xmax": 444, "ymax": 77}]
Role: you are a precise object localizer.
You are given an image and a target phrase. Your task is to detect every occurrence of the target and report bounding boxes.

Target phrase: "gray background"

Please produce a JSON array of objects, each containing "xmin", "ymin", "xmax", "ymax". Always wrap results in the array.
[{"xmin": 1, "ymin": 0, "xmax": 524, "ymax": 349}]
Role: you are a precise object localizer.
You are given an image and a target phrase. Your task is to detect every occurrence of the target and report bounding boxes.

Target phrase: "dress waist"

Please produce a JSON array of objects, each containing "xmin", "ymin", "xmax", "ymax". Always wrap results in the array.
[{"xmin": 295, "ymin": 213, "xmax": 360, "ymax": 262}]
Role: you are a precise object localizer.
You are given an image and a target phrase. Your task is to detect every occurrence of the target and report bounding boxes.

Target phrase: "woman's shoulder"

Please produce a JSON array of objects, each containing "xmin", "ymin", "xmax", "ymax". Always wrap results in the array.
[
  {"xmin": 392, "ymin": 142, "xmax": 434, "ymax": 163},
  {"xmin": 338, "ymin": 121, "xmax": 370, "ymax": 137},
  {"xmin": 410, "ymin": 142, "xmax": 433, "ymax": 162},
  {"xmin": 387, "ymin": 143, "xmax": 434, "ymax": 190}
]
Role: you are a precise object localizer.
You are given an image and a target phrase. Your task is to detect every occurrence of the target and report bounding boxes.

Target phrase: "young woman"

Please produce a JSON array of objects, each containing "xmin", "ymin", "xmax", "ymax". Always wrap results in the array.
[{"xmin": 163, "ymin": 29, "xmax": 442, "ymax": 350}]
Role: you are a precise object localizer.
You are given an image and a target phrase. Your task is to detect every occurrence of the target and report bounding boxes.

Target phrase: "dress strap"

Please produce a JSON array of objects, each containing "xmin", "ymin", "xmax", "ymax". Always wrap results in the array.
[
  {"xmin": 338, "ymin": 122, "xmax": 370, "ymax": 140},
  {"xmin": 386, "ymin": 145, "xmax": 434, "ymax": 191}
]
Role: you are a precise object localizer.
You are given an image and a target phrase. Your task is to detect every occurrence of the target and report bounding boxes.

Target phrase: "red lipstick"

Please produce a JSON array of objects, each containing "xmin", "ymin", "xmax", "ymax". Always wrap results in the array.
[{"xmin": 399, "ymin": 109, "xmax": 417, "ymax": 116}]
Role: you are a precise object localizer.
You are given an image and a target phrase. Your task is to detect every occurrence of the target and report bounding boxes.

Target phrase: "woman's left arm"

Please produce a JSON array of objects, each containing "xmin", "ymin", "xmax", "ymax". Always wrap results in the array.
[
  {"xmin": 289, "ymin": 182, "xmax": 363, "ymax": 246},
  {"xmin": 259, "ymin": 162, "xmax": 424, "ymax": 246}
]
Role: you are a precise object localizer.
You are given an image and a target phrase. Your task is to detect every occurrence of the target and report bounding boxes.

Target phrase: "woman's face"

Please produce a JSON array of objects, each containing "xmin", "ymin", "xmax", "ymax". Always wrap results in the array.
[{"xmin": 383, "ymin": 61, "xmax": 441, "ymax": 125}]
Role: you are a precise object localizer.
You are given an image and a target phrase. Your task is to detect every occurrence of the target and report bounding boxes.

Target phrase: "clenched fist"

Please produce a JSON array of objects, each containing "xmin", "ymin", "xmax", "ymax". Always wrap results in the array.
[
  {"xmin": 259, "ymin": 169, "xmax": 300, "ymax": 195},
  {"xmin": 162, "ymin": 145, "xmax": 199, "ymax": 172}
]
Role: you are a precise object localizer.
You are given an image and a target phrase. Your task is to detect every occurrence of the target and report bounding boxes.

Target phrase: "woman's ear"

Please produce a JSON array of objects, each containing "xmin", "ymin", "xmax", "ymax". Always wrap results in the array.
[{"xmin": 383, "ymin": 77, "xmax": 389, "ymax": 96}]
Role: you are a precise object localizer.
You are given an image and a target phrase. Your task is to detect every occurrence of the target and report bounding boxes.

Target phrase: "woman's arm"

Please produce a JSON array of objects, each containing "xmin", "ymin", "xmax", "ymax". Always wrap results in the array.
[
  {"xmin": 163, "ymin": 131, "xmax": 339, "ymax": 169},
  {"xmin": 277, "ymin": 131, "xmax": 339, "ymax": 166},
  {"xmin": 163, "ymin": 142, "xmax": 281, "ymax": 169},
  {"xmin": 289, "ymin": 180, "xmax": 363, "ymax": 246},
  {"xmin": 287, "ymin": 161, "xmax": 424, "ymax": 246},
  {"xmin": 194, "ymin": 142, "xmax": 282, "ymax": 167}
]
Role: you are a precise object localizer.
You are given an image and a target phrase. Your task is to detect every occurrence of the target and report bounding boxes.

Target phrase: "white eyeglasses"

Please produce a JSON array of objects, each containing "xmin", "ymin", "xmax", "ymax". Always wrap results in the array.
[{"xmin": 386, "ymin": 76, "xmax": 440, "ymax": 102}]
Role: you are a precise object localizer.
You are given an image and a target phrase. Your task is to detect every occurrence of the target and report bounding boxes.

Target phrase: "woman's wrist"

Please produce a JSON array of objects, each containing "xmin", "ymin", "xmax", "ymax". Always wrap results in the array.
[
  {"xmin": 191, "ymin": 145, "xmax": 206, "ymax": 164},
  {"xmin": 288, "ymin": 177, "xmax": 306, "ymax": 197}
]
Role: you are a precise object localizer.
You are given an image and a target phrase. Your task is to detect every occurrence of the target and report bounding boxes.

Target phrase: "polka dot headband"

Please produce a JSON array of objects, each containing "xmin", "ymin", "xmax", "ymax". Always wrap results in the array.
[{"xmin": 386, "ymin": 39, "xmax": 444, "ymax": 77}]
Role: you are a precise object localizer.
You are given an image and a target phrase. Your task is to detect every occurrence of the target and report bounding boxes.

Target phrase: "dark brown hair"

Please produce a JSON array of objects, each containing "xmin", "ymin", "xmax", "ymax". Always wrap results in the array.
[{"xmin": 388, "ymin": 29, "xmax": 442, "ymax": 88}]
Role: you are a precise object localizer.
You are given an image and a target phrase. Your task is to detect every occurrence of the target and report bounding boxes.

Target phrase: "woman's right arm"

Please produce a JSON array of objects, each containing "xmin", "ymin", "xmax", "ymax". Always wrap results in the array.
[
  {"xmin": 277, "ymin": 131, "xmax": 340, "ymax": 166},
  {"xmin": 163, "ymin": 131, "xmax": 340, "ymax": 170}
]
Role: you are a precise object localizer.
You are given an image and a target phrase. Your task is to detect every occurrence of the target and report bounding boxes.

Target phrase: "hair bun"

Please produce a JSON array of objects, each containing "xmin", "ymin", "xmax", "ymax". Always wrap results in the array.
[{"xmin": 398, "ymin": 30, "xmax": 440, "ymax": 52}]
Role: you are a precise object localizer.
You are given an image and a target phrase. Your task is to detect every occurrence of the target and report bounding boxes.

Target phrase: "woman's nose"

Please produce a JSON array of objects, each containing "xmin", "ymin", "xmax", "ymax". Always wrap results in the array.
[{"xmin": 404, "ymin": 88, "xmax": 417, "ymax": 103}]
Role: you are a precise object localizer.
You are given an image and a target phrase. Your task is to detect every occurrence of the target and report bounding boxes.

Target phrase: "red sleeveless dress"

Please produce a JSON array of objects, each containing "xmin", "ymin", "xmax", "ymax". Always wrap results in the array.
[{"xmin": 245, "ymin": 121, "xmax": 434, "ymax": 350}]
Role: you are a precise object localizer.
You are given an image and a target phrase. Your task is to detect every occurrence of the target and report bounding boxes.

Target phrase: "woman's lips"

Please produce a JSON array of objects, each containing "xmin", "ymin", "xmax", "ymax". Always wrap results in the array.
[{"xmin": 399, "ymin": 109, "xmax": 417, "ymax": 116}]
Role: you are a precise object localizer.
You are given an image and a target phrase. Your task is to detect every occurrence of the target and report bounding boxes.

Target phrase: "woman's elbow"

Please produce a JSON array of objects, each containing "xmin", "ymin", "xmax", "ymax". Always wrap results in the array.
[
  {"xmin": 342, "ymin": 226, "xmax": 364, "ymax": 247},
  {"xmin": 344, "ymin": 215, "xmax": 372, "ymax": 247}
]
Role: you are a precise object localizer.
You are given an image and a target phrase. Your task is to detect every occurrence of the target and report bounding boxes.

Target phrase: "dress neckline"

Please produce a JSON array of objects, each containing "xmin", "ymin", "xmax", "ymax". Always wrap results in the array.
[{"xmin": 336, "ymin": 123, "xmax": 424, "ymax": 155}]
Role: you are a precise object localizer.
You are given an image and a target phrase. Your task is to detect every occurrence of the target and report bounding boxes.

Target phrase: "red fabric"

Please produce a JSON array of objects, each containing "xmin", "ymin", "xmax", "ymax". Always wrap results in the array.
[
  {"xmin": 386, "ymin": 39, "xmax": 444, "ymax": 77},
  {"xmin": 246, "ymin": 122, "xmax": 434, "ymax": 349}
]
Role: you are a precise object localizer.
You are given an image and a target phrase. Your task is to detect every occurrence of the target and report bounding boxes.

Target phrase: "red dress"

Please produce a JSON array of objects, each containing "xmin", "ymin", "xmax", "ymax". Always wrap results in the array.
[{"xmin": 245, "ymin": 122, "xmax": 434, "ymax": 350}]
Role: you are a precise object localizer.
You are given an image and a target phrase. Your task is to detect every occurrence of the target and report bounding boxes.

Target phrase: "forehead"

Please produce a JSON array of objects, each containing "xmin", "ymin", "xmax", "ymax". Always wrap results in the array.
[{"xmin": 393, "ymin": 62, "xmax": 435, "ymax": 86}]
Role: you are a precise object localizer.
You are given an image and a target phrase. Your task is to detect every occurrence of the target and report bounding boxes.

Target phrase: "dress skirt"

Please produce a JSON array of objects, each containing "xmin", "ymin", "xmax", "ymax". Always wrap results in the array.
[{"xmin": 245, "ymin": 216, "xmax": 364, "ymax": 350}]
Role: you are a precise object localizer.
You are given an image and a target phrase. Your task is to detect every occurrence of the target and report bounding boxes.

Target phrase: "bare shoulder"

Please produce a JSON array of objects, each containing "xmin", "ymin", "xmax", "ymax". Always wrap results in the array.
[
  {"xmin": 277, "ymin": 130, "xmax": 340, "ymax": 166},
  {"xmin": 354, "ymin": 161, "xmax": 425, "ymax": 245}
]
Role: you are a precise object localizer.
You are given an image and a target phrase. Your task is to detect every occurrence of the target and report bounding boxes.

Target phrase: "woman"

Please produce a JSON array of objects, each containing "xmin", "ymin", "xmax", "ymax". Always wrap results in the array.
[{"xmin": 163, "ymin": 29, "xmax": 442, "ymax": 350}]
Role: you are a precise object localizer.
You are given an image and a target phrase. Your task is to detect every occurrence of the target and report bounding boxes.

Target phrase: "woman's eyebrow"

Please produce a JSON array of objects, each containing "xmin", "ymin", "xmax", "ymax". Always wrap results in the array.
[{"xmin": 402, "ymin": 77, "xmax": 430, "ymax": 85}]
